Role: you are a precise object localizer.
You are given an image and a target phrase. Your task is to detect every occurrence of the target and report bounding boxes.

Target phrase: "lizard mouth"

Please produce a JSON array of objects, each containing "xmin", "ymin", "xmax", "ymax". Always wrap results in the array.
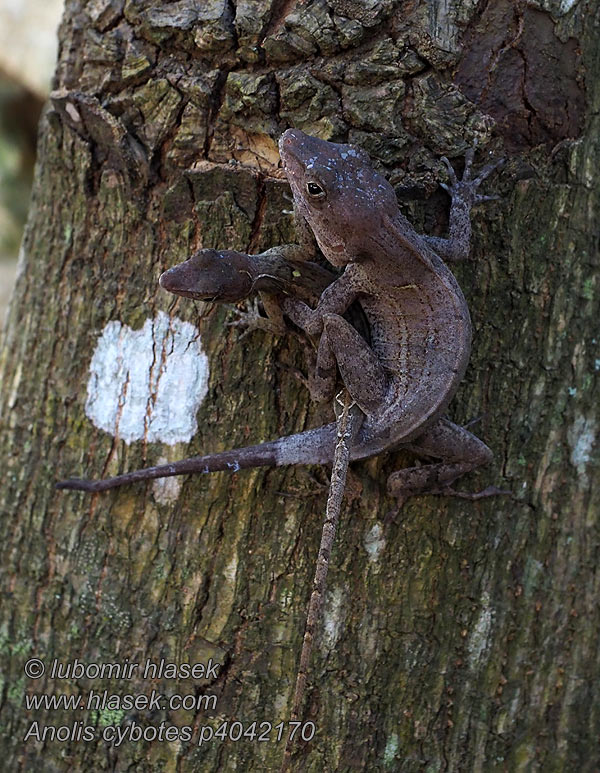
[
  {"xmin": 278, "ymin": 128, "xmax": 308, "ymax": 174},
  {"xmin": 159, "ymin": 270, "xmax": 208, "ymax": 300}
]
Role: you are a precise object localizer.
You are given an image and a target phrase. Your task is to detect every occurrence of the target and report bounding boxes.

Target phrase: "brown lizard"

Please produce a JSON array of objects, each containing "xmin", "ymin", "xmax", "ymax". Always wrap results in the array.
[
  {"xmin": 57, "ymin": 129, "xmax": 506, "ymax": 506},
  {"xmin": 158, "ymin": 245, "xmax": 335, "ymax": 338}
]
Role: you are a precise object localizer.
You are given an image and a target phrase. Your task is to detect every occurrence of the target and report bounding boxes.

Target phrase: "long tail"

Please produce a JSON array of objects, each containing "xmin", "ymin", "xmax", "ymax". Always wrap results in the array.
[{"xmin": 56, "ymin": 424, "xmax": 338, "ymax": 493}]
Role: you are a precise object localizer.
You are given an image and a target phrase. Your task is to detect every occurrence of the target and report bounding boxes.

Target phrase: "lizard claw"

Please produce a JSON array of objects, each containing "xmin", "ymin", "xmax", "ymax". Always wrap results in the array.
[
  {"xmin": 276, "ymin": 361, "xmax": 311, "ymax": 392},
  {"xmin": 431, "ymin": 485, "xmax": 512, "ymax": 501},
  {"xmin": 385, "ymin": 482, "xmax": 511, "ymax": 514},
  {"xmin": 473, "ymin": 157, "xmax": 506, "ymax": 186},
  {"xmin": 462, "ymin": 414, "xmax": 484, "ymax": 428},
  {"xmin": 475, "ymin": 194, "xmax": 501, "ymax": 202},
  {"xmin": 440, "ymin": 149, "xmax": 504, "ymax": 208},
  {"xmin": 462, "ymin": 144, "xmax": 476, "ymax": 180},
  {"xmin": 384, "ymin": 506, "xmax": 401, "ymax": 525},
  {"xmin": 440, "ymin": 156, "xmax": 458, "ymax": 185}
]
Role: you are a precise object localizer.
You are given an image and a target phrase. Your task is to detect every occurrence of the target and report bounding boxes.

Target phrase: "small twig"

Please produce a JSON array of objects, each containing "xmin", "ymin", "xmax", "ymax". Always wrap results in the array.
[{"xmin": 280, "ymin": 390, "xmax": 357, "ymax": 773}]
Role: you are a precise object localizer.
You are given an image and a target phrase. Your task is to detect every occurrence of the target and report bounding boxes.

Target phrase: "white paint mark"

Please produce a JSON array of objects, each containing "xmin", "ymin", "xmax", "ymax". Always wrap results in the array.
[
  {"xmin": 86, "ymin": 312, "xmax": 209, "ymax": 445},
  {"xmin": 152, "ymin": 457, "xmax": 183, "ymax": 504},
  {"xmin": 468, "ymin": 592, "xmax": 493, "ymax": 668},
  {"xmin": 363, "ymin": 522, "xmax": 386, "ymax": 563},
  {"xmin": 567, "ymin": 415, "xmax": 596, "ymax": 481},
  {"xmin": 322, "ymin": 587, "xmax": 344, "ymax": 650}
]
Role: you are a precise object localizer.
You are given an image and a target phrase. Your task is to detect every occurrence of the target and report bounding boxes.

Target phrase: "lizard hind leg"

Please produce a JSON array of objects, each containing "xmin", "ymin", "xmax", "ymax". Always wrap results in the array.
[{"xmin": 387, "ymin": 417, "xmax": 508, "ymax": 508}]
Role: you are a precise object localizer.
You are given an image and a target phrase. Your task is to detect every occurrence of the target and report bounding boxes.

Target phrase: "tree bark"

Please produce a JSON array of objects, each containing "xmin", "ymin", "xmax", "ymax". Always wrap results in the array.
[{"xmin": 0, "ymin": 1, "xmax": 598, "ymax": 771}]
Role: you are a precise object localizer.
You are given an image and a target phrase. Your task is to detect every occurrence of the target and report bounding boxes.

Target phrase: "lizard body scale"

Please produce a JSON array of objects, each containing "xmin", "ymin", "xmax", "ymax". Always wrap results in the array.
[{"xmin": 58, "ymin": 129, "xmax": 504, "ymax": 504}]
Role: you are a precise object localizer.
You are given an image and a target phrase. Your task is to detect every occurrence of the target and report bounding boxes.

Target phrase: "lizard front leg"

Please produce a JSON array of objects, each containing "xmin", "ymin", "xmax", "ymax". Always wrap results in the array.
[
  {"xmin": 226, "ymin": 295, "xmax": 288, "ymax": 337},
  {"xmin": 227, "ymin": 203, "xmax": 322, "ymax": 334},
  {"xmin": 423, "ymin": 148, "xmax": 504, "ymax": 263},
  {"xmin": 283, "ymin": 268, "xmax": 387, "ymax": 411}
]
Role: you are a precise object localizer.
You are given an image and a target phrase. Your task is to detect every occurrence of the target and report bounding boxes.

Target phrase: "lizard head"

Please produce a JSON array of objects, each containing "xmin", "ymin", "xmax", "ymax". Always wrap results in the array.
[
  {"xmin": 159, "ymin": 249, "xmax": 253, "ymax": 302},
  {"xmin": 279, "ymin": 128, "xmax": 398, "ymax": 267}
]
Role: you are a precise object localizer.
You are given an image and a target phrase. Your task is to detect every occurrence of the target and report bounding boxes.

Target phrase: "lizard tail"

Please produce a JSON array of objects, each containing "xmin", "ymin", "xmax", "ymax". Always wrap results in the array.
[{"xmin": 56, "ymin": 424, "xmax": 338, "ymax": 493}]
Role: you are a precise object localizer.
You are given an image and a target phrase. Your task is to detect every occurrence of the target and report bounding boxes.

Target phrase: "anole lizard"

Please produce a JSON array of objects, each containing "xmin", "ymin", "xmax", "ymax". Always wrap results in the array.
[
  {"xmin": 57, "ymin": 129, "xmax": 506, "ymax": 507},
  {"xmin": 158, "ymin": 245, "xmax": 336, "ymax": 338}
]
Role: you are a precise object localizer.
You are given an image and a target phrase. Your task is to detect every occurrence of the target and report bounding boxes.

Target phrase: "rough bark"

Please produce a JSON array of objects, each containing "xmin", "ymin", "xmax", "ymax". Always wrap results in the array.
[{"xmin": 0, "ymin": 1, "xmax": 598, "ymax": 771}]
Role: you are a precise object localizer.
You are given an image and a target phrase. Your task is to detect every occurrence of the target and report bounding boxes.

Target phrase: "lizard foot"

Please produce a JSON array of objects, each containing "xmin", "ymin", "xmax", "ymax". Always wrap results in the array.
[
  {"xmin": 384, "ymin": 484, "xmax": 511, "ymax": 523},
  {"xmin": 384, "ymin": 502, "xmax": 405, "ymax": 525},
  {"xmin": 462, "ymin": 414, "xmax": 484, "ymax": 429},
  {"xmin": 428, "ymin": 484, "xmax": 512, "ymax": 501},
  {"xmin": 275, "ymin": 361, "xmax": 311, "ymax": 392},
  {"xmin": 383, "ymin": 487, "xmax": 419, "ymax": 523},
  {"xmin": 440, "ymin": 148, "xmax": 505, "ymax": 207},
  {"xmin": 226, "ymin": 298, "xmax": 287, "ymax": 338},
  {"xmin": 274, "ymin": 362, "xmax": 331, "ymax": 404}
]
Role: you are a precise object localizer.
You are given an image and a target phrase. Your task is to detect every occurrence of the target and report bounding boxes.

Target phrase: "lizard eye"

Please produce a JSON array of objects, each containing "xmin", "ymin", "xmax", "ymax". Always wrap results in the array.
[{"xmin": 306, "ymin": 181, "xmax": 325, "ymax": 199}]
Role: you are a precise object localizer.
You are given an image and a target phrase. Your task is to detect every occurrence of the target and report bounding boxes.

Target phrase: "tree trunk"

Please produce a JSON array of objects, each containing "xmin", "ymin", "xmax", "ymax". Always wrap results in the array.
[{"xmin": 1, "ymin": 1, "xmax": 598, "ymax": 771}]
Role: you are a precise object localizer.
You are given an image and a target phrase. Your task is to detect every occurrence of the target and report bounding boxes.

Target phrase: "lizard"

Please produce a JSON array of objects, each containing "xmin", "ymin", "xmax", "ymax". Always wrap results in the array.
[
  {"xmin": 158, "ymin": 247, "xmax": 335, "ymax": 307},
  {"xmin": 158, "ymin": 245, "xmax": 370, "ymax": 385},
  {"xmin": 57, "ymin": 128, "xmax": 506, "ymax": 507},
  {"xmin": 158, "ymin": 245, "xmax": 336, "ymax": 338}
]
